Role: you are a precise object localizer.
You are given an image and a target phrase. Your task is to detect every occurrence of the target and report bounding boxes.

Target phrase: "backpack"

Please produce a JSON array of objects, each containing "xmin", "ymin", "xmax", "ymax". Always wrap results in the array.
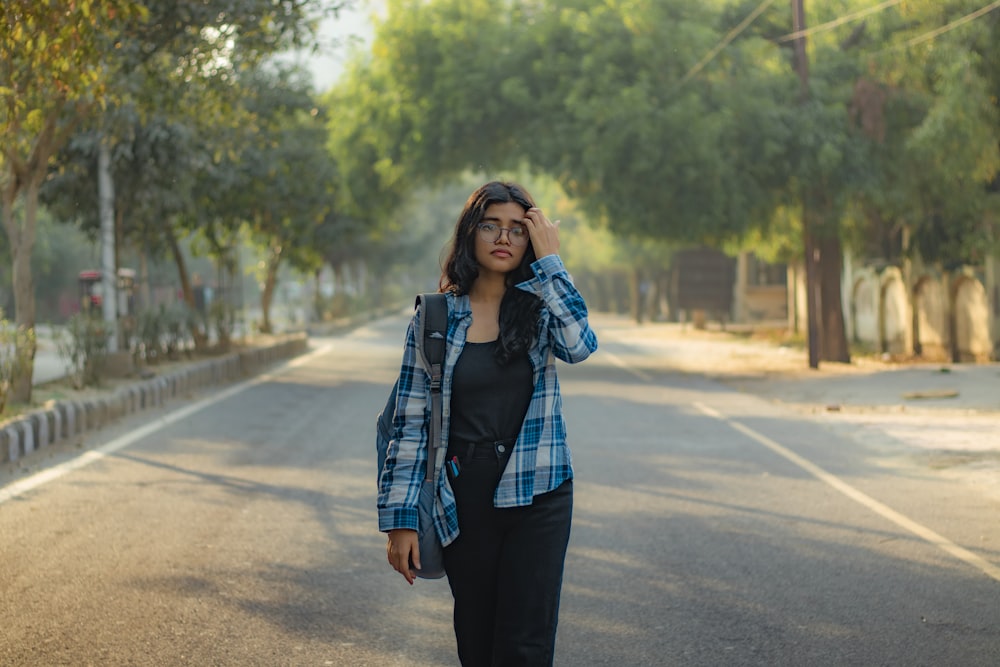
[{"xmin": 376, "ymin": 292, "xmax": 448, "ymax": 579}]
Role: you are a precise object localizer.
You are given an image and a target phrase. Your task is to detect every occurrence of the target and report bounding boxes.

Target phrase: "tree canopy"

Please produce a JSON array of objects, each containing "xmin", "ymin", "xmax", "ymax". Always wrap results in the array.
[
  {"xmin": 319, "ymin": 0, "xmax": 999, "ymax": 363},
  {"xmin": 4, "ymin": 0, "xmax": 1000, "ymax": 391},
  {"xmin": 1, "ymin": 0, "xmax": 336, "ymax": 401}
]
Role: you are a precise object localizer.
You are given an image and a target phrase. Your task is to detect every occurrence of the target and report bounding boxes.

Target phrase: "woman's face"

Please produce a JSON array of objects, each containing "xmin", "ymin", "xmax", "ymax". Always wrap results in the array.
[{"xmin": 473, "ymin": 201, "xmax": 530, "ymax": 276}]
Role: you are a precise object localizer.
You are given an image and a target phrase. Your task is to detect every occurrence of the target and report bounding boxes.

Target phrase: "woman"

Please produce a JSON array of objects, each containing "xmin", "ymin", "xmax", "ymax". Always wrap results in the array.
[{"xmin": 378, "ymin": 181, "xmax": 597, "ymax": 666}]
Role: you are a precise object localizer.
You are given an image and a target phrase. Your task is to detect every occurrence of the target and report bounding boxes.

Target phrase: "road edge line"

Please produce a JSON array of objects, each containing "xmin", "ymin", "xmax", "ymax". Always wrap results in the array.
[
  {"xmin": 694, "ymin": 401, "xmax": 1000, "ymax": 584},
  {"xmin": 0, "ymin": 343, "xmax": 334, "ymax": 506}
]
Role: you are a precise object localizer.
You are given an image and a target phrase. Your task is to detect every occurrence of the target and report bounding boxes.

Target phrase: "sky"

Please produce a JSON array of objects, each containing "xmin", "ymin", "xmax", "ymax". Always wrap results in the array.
[{"xmin": 292, "ymin": 0, "xmax": 381, "ymax": 92}]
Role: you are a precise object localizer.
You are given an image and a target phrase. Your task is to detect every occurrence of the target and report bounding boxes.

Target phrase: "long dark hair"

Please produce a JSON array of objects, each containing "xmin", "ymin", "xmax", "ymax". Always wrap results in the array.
[{"xmin": 440, "ymin": 181, "xmax": 542, "ymax": 365}]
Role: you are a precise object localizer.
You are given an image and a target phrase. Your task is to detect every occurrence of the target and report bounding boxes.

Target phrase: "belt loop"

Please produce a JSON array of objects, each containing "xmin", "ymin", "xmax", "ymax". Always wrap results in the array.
[{"xmin": 464, "ymin": 442, "xmax": 475, "ymax": 466}]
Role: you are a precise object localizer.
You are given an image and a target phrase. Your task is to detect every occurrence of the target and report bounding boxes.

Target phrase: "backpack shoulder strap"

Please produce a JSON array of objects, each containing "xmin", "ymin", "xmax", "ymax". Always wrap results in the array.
[
  {"xmin": 414, "ymin": 292, "xmax": 447, "ymax": 483},
  {"xmin": 415, "ymin": 292, "xmax": 447, "ymax": 371}
]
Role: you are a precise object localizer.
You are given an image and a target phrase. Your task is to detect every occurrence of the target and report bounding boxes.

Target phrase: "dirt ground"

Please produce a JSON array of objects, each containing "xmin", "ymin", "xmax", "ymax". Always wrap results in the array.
[{"xmin": 591, "ymin": 313, "xmax": 999, "ymax": 410}]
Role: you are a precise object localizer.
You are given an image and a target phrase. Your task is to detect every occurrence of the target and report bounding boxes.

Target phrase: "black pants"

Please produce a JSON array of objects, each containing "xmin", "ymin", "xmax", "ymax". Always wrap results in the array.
[{"xmin": 443, "ymin": 441, "xmax": 573, "ymax": 667}]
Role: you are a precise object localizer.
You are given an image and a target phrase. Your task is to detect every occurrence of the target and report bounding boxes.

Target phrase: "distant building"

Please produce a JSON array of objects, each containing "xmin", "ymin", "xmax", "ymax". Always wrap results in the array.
[{"xmin": 669, "ymin": 249, "xmax": 787, "ymax": 325}]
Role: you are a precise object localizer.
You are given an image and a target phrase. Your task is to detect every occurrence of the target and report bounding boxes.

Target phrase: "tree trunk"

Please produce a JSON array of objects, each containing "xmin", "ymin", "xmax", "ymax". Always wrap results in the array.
[
  {"xmin": 313, "ymin": 269, "xmax": 324, "ymax": 320},
  {"xmin": 138, "ymin": 249, "xmax": 151, "ymax": 312},
  {"xmin": 628, "ymin": 269, "xmax": 641, "ymax": 323},
  {"xmin": 804, "ymin": 226, "xmax": 822, "ymax": 368},
  {"xmin": 2, "ymin": 106, "xmax": 86, "ymax": 402},
  {"xmin": 166, "ymin": 228, "xmax": 207, "ymax": 351},
  {"xmin": 818, "ymin": 235, "xmax": 851, "ymax": 363},
  {"xmin": 259, "ymin": 247, "xmax": 282, "ymax": 335},
  {"xmin": 2, "ymin": 180, "xmax": 40, "ymax": 404}
]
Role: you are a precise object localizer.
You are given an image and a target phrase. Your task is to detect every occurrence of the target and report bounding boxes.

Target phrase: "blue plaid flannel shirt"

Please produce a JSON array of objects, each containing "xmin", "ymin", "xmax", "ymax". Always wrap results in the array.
[{"xmin": 377, "ymin": 254, "xmax": 598, "ymax": 547}]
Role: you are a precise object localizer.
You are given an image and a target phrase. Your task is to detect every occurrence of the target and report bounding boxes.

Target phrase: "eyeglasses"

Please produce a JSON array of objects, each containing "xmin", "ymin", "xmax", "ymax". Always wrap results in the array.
[{"xmin": 477, "ymin": 222, "xmax": 528, "ymax": 247}]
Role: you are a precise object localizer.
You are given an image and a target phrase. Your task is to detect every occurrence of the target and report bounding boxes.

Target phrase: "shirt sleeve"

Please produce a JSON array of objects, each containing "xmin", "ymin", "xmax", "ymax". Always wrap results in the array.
[
  {"xmin": 516, "ymin": 254, "xmax": 598, "ymax": 363},
  {"xmin": 377, "ymin": 311, "xmax": 430, "ymax": 532}
]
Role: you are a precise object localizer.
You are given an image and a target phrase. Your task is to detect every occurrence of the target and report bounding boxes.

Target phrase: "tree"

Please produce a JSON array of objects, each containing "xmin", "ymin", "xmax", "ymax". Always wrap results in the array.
[
  {"xmin": 335, "ymin": 0, "xmax": 797, "ymax": 298},
  {"xmin": 322, "ymin": 45, "xmax": 442, "ymax": 308},
  {"xmin": 216, "ymin": 65, "xmax": 336, "ymax": 333},
  {"xmin": 0, "ymin": 0, "xmax": 145, "ymax": 403},
  {"xmin": 334, "ymin": 0, "xmax": 999, "ymax": 365},
  {"xmin": 38, "ymin": 1, "xmax": 337, "ymax": 351},
  {"xmin": 850, "ymin": 0, "xmax": 1000, "ymax": 267}
]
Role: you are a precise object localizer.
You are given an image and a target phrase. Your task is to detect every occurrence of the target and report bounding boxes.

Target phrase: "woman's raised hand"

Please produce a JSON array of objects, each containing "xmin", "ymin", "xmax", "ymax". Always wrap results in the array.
[{"xmin": 522, "ymin": 207, "xmax": 560, "ymax": 259}]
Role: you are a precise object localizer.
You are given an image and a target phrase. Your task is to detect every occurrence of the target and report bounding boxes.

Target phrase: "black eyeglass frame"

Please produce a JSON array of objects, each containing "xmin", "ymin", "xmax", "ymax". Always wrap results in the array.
[{"xmin": 476, "ymin": 222, "xmax": 529, "ymax": 247}]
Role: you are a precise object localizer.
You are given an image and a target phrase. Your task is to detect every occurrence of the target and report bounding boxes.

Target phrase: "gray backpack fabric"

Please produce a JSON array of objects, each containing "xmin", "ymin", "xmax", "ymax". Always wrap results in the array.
[{"xmin": 376, "ymin": 293, "xmax": 447, "ymax": 579}]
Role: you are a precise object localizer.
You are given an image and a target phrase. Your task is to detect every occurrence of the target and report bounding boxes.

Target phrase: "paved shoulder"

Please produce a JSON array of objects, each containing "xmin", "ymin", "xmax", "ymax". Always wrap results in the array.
[{"xmin": 591, "ymin": 313, "xmax": 1000, "ymax": 502}]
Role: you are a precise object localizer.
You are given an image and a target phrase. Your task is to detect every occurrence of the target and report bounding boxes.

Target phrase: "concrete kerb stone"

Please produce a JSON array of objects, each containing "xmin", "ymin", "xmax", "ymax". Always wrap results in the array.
[
  {"xmin": 0, "ymin": 333, "xmax": 308, "ymax": 466},
  {"xmin": 82, "ymin": 401, "xmax": 98, "ymax": 431},
  {"xmin": 139, "ymin": 381, "xmax": 150, "ymax": 409},
  {"xmin": 72, "ymin": 401, "xmax": 86, "ymax": 433},
  {"xmin": 62, "ymin": 401, "xmax": 78, "ymax": 438},
  {"xmin": 0, "ymin": 418, "xmax": 34, "ymax": 462},
  {"xmin": 88, "ymin": 399, "xmax": 101, "ymax": 430},
  {"xmin": 54, "ymin": 402, "xmax": 71, "ymax": 439},
  {"xmin": 95, "ymin": 397, "xmax": 109, "ymax": 427},
  {"xmin": 2, "ymin": 425, "xmax": 19, "ymax": 462},
  {"xmin": 239, "ymin": 350, "xmax": 257, "ymax": 377},
  {"xmin": 58, "ymin": 401, "xmax": 75, "ymax": 438},
  {"xmin": 108, "ymin": 392, "xmax": 126, "ymax": 421},
  {"xmin": 29, "ymin": 412, "xmax": 51, "ymax": 450},
  {"xmin": 139, "ymin": 380, "xmax": 155, "ymax": 409},
  {"xmin": 148, "ymin": 379, "xmax": 159, "ymax": 406},
  {"xmin": 105, "ymin": 396, "xmax": 117, "ymax": 422},
  {"xmin": 20, "ymin": 419, "xmax": 35, "ymax": 457},
  {"xmin": 124, "ymin": 386, "xmax": 137, "ymax": 411},
  {"xmin": 50, "ymin": 405, "xmax": 62, "ymax": 442},
  {"xmin": 24, "ymin": 421, "xmax": 35, "ymax": 454}
]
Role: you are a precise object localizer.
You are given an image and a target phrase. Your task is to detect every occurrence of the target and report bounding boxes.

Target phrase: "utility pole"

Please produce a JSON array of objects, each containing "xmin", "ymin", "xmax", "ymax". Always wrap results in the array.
[
  {"xmin": 792, "ymin": 0, "xmax": 822, "ymax": 369},
  {"xmin": 98, "ymin": 140, "xmax": 118, "ymax": 351}
]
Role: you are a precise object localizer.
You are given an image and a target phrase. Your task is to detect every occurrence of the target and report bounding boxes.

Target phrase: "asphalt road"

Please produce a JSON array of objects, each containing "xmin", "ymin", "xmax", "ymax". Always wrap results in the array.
[{"xmin": 1, "ymin": 314, "xmax": 998, "ymax": 666}]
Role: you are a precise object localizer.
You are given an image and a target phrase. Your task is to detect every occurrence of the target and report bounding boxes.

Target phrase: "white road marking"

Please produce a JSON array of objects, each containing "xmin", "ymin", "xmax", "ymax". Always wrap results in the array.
[
  {"xmin": 598, "ymin": 335, "xmax": 1000, "ymax": 582},
  {"xmin": 600, "ymin": 349, "xmax": 654, "ymax": 382},
  {"xmin": 0, "ymin": 344, "xmax": 333, "ymax": 506},
  {"xmin": 694, "ymin": 401, "xmax": 1000, "ymax": 584}
]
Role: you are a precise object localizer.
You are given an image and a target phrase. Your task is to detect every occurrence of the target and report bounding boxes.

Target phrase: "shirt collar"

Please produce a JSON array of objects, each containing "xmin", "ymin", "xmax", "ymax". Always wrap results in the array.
[{"xmin": 449, "ymin": 292, "xmax": 473, "ymax": 320}]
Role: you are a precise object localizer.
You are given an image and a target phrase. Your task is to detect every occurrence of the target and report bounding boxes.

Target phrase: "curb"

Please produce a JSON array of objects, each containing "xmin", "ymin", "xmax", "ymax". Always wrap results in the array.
[
  {"xmin": 0, "ymin": 333, "xmax": 309, "ymax": 466},
  {"xmin": 302, "ymin": 304, "xmax": 407, "ymax": 337}
]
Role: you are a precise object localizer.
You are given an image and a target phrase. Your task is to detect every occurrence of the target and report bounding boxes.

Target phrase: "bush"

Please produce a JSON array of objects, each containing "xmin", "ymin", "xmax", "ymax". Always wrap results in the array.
[
  {"xmin": 132, "ymin": 303, "xmax": 196, "ymax": 364},
  {"xmin": 56, "ymin": 312, "xmax": 110, "ymax": 389},
  {"xmin": 0, "ymin": 311, "xmax": 35, "ymax": 415},
  {"xmin": 163, "ymin": 302, "xmax": 195, "ymax": 359},
  {"xmin": 208, "ymin": 299, "xmax": 236, "ymax": 352},
  {"xmin": 135, "ymin": 307, "xmax": 164, "ymax": 364}
]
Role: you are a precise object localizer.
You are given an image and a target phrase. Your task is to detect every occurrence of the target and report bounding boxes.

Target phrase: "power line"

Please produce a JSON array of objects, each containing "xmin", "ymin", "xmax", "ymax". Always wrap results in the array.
[
  {"xmin": 775, "ymin": 0, "xmax": 998, "ymax": 48},
  {"xmin": 675, "ymin": 0, "xmax": 999, "ymax": 88},
  {"xmin": 776, "ymin": 0, "xmax": 903, "ymax": 43},
  {"xmin": 900, "ymin": 0, "xmax": 1000, "ymax": 48},
  {"xmin": 676, "ymin": 0, "xmax": 777, "ymax": 88}
]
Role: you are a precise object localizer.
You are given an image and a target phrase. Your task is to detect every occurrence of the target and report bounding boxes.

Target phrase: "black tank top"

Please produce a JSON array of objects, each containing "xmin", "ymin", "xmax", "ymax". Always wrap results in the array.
[{"xmin": 449, "ymin": 340, "xmax": 533, "ymax": 445}]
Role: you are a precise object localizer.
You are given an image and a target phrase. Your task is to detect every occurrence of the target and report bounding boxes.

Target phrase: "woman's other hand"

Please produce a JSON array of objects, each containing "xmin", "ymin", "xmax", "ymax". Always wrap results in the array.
[
  {"xmin": 523, "ymin": 207, "xmax": 560, "ymax": 259},
  {"xmin": 387, "ymin": 528, "xmax": 420, "ymax": 585}
]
